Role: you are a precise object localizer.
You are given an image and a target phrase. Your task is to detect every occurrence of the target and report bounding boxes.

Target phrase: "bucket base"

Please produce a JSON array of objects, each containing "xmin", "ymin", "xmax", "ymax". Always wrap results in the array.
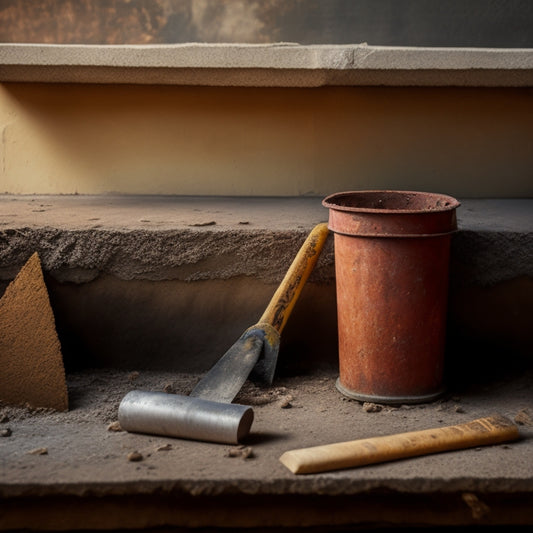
[{"xmin": 336, "ymin": 378, "xmax": 445, "ymax": 405}]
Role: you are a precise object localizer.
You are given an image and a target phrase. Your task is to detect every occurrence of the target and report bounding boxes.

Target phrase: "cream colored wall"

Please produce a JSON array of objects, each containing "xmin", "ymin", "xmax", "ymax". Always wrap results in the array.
[{"xmin": 1, "ymin": 83, "xmax": 532, "ymax": 197}]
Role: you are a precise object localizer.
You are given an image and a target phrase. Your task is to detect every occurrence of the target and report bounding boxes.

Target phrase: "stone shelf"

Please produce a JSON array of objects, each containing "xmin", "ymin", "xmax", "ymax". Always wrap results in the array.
[{"xmin": 1, "ymin": 43, "xmax": 533, "ymax": 86}]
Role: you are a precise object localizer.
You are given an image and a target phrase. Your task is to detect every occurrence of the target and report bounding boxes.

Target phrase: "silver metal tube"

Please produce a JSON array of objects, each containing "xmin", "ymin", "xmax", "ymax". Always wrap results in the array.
[{"xmin": 118, "ymin": 390, "xmax": 254, "ymax": 444}]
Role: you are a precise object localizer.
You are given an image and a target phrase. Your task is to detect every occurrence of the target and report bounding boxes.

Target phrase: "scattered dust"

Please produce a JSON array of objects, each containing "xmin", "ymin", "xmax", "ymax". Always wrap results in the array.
[
  {"xmin": 0, "ymin": 402, "xmax": 56, "ymax": 423},
  {"xmin": 235, "ymin": 382, "xmax": 293, "ymax": 406},
  {"xmin": 0, "ymin": 369, "xmax": 200, "ymax": 426}
]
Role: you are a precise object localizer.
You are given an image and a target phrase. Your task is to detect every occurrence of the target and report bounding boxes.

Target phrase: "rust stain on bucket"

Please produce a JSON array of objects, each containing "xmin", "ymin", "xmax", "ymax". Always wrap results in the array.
[{"xmin": 322, "ymin": 191, "xmax": 460, "ymax": 404}]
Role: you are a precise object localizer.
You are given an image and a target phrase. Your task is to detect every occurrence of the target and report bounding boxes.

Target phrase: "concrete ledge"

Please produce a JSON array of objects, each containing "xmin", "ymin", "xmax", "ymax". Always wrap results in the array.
[
  {"xmin": 0, "ymin": 195, "xmax": 531, "ymax": 285},
  {"xmin": 0, "ymin": 195, "xmax": 530, "ymax": 375},
  {"xmin": 1, "ymin": 43, "xmax": 533, "ymax": 86},
  {"xmin": 0, "ymin": 196, "xmax": 531, "ymax": 529},
  {"xmin": 0, "ymin": 368, "xmax": 532, "ymax": 530}
]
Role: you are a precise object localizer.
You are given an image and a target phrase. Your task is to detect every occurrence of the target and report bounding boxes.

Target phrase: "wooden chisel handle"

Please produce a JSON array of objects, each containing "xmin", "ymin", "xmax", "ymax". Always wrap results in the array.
[
  {"xmin": 279, "ymin": 414, "xmax": 520, "ymax": 474},
  {"xmin": 258, "ymin": 222, "xmax": 329, "ymax": 334}
]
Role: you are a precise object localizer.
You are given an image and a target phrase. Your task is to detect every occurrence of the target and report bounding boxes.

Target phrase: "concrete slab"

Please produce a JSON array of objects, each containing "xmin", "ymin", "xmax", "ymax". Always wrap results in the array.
[
  {"xmin": 1, "ymin": 43, "xmax": 533, "ymax": 86},
  {"xmin": 0, "ymin": 368, "xmax": 531, "ymax": 529},
  {"xmin": 0, "ymin": 195, "xmax": 530, "ymax": 285},
  {"xmin": 0, "ymin": 195, "xmax": 531, "ymax": 529},
  {"xmin": 0, "ymin": 195, "xmax": 530, "ymax": 376}
]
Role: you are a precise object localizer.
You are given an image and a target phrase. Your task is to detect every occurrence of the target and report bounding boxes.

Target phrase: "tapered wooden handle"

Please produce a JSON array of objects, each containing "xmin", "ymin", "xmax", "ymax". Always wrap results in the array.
[
  {"xmin": 279, "ymin": 414, "xmax": 519, "ymax": 475},
  {"xmin": 259, "ymin": 223, "xmax": 329, "ymax": 334}
]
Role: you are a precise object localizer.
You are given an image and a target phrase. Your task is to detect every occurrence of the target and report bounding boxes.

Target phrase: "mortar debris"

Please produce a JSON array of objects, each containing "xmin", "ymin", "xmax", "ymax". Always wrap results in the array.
[
  {"xmin": 235, "ymin": 383, "xmax": 292, "ymax": 406},
  {"xmin": 107, "ymin": 421, "xmax": 122, "ymax": 432},
  {"xmin": 514, "ymin": 408, "xmax": 532, "ymax": 426},
  {"xmin": 462, "ymin": 492, "xmax": 491, "ymax": 520},
  {"xmin": 28, "ymin": 447, "xmax": 48, "ymax": 455},
  {"xmin": 279, "ymin": 397, "xmax": 293, "ymax": 409},
  {"xmin": 227, "ymin": 445, "xmax": 254, "ymax": 459},
  {"xmin": 363, "ymin": 402, "xmax": 383, "ymax": 413},
  {"xmin": 188, "ymin": 221, "xmax": 216, "ymax": 227},
  {"xmin": 127, "ymin": 451, "xmax": 143, "ymax": 462},
  {"xmin": 1, "ymin": 427, "xmax": 12, "ymax": 437},
  {"xmin": 156, "ymin": 444, "xmax": 172, "ymax": 451},
  {"xmin": 163, "ymin": 383, "xmax": 176, "ymax": 394}
]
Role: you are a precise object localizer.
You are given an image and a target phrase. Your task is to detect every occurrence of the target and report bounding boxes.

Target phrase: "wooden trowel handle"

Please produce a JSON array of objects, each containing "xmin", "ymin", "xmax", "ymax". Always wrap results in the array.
[
  {"xmin": 280, "ymin": 414, "xmax": 520, "ymax": 474},
  {"xmin": 259, "ymin": 222, "xmax": 329, "ymax": 334}
]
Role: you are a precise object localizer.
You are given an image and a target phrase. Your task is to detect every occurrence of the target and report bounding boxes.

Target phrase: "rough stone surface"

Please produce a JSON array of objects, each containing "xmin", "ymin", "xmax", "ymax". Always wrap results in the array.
[
  {"xmin": 0, "ymin": 196, "xmax": 530, "ymax": 374},
  {"xmin": 0, "ymin": 252, "xmax": 68, "ymax": 411},
  {"xmin": 0, "ymin": 368, "xmax": 531, "ymax": 529},
  {"xmin": 0, "ymin": 196, "xmax": 531, "ymax": 529},
  {"xmin": 0, "ymin": 195, "xmax": 530, "ymax": 285}
]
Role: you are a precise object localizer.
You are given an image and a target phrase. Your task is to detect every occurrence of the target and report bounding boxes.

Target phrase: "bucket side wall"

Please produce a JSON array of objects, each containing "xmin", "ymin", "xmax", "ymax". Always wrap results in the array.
[{"xmin": 334, "ymin": 232, "xmax": 452, "ymax": 401}]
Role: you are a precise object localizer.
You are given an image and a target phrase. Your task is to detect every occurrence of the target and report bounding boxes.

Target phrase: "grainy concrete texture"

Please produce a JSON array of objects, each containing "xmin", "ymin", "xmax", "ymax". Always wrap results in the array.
[
  {"xmin": 0, "ymin": 369, "xmax": 532, "ymax": 530},
  {"xmin": 0, "ymin": 252, "xmax": 68, "ymax": 411},
  {"xmin": 0, "ymin": 195, "xmax": 530, "ymax": 375},
  {"xmin": 0, "ymin": 194, "xmax": 531, "ymax": 530}
]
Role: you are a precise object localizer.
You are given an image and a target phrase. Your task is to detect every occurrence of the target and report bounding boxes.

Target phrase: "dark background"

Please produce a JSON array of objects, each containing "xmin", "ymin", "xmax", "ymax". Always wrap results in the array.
[{"xmin": 1, "ymin": 0, "xmax": 532, "ymax": 47}]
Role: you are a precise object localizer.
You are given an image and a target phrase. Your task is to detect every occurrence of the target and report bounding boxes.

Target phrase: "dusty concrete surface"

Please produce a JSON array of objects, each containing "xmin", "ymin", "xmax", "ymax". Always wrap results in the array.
[
  {"xmin": 0, "ymin": 195, "xmax": 530, "ymax": 283},
  {"xmin": 0, "ymin": 252, "xmax": 68, "ymax": 411},
  {"xmin": 0, "ymin": 368, "xmax": 532, "ymax": 530},
  {"xmin": 0, "ymin": 195, "xmax": 333, "ymax": 283},
  {"xmin": 0, "ymin": 195, "xmax": 531, "ymax": 530},
  {"xmin": 0, "ymin": 195, "xmax": 531, "ymax": 374}
]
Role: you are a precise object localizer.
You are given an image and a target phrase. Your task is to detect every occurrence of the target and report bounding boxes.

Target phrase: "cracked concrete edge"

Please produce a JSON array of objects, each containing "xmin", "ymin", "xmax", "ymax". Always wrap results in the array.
[
  {"xmin": 0, "ymin": 197, "xmax": 530, "ymax": 287},
  {"xmin": 1, "ymin": 43, "xmax": 533, "ymax": 86},
  {"xmin": 0, "ymin": 228, "xmax": 336, "ymax": 285},
  {"xmin": 0, "ymin": 227, "xmax": 530, "ymax": 287}
]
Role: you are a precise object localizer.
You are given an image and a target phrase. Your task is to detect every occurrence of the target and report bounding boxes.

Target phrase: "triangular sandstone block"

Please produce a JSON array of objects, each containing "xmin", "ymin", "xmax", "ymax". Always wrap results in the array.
[{"xmin": 0, "ymin": 252, "xmax": 68, "ymax": 411}]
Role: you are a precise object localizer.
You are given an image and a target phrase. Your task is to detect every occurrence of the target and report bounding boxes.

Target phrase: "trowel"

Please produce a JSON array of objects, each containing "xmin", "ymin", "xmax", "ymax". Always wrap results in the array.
[{"xmin": 118, "ymin": 223, "xmax": 329, "ymax": 444}]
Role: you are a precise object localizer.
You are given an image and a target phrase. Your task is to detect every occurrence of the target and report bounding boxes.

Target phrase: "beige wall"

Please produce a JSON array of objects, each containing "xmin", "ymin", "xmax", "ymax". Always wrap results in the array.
[{"xmin": 1, "ymin": 82, "xmax": 532, "ymax": 197}]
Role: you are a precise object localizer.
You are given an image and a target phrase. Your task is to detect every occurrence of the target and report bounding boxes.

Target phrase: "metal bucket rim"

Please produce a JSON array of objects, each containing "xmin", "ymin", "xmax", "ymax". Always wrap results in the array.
[{"xmin": 322, "ymin": 190, "xmax": 461, "ymax": 215}]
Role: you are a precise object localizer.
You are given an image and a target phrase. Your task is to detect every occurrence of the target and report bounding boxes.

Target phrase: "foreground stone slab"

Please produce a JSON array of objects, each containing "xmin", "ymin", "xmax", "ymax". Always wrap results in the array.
[
  {"xmin": 0, "ymin": 252, "xmax": 68, "ymax": 411},
  {"xmin": 0, "ymin": 369, "xmax": 531, "ymax": 529}
]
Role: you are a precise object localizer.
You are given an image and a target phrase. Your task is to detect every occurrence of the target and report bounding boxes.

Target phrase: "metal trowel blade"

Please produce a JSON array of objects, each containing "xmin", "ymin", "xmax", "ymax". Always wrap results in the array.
[
  {"xmin": 189, "ymin": 324, "xmax": 281, "ymax": 404},
  {"xmin": 189, "ymin": 333, "xmax": 264, "ymax": 403}
]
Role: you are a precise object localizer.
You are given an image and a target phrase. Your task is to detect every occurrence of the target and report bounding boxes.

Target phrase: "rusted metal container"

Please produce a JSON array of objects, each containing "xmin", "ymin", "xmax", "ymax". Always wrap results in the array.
[{"xmin": 322, "ymin": 191, "xmax": 460, "ymax": 404}]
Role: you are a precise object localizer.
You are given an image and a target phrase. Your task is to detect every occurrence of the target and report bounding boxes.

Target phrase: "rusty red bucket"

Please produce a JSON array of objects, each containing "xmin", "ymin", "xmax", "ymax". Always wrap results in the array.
[{"xmin": 322, "ymin": 190, "xmax": 460, "ymax": 404}]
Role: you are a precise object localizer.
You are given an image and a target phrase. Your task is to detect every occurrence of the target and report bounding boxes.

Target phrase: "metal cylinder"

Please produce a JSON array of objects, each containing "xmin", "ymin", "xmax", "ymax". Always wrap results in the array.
[
  {"xmin": 323, "ymin": 190, "xmax": 460, "ymax": 404},
  {"xmin": 118, "ymin": 390, "xmax": 254, "ymax": 444}
]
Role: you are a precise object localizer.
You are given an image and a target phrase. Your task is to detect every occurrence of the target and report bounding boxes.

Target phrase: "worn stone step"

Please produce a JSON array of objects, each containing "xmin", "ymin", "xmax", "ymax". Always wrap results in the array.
[{"xmin": 0, "ymin": 195, "xmax": 531, "ymax": 375}]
